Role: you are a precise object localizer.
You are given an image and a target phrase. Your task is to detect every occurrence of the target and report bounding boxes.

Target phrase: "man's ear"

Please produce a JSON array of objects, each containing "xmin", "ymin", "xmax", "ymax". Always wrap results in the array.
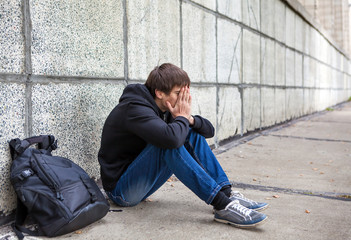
[{"xmin": 155, "ymin": 89, "xmax": 164, "ymax": 100}]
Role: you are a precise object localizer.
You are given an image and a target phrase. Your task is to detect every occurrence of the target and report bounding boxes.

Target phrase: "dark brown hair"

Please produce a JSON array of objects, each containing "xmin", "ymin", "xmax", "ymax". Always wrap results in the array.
[{"xmin": 145, "ymin": 63, "xmax": 191, "ymax": 98}]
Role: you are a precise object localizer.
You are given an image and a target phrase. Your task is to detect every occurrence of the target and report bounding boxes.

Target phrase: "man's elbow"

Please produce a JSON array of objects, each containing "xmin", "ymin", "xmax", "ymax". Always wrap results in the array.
[{"xmin": 204, "ymin": 127, "xmax": 215, "ymax": 139}]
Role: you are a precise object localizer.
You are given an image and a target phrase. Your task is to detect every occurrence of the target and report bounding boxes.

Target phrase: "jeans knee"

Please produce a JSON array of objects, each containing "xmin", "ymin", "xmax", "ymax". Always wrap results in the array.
[
  {"xmin": 107, "ymin": 191, "xmax": 141, "ymax": 207},
  {"xmin": 187, "ymin": 129, "xmax": 205, "ymax": 141}
]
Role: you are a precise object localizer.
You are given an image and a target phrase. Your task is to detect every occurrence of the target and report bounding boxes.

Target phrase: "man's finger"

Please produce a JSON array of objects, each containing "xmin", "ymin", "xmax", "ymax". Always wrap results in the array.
[
  {"xmin": 184, "ymin": 88, "xmax": 189, "ymax": 102},
  {"xmin": 183, "ymin": 87, "xmax": 190, "ymax": 102},
  {"xmin": 166, "ymin": 101, "xmax": 173, "ymax": 111},
  {"xmin": 179, "ymin": 87, "xmax": 185, "ymax": 101},
  {"xmin": 186, "ymin": 87, "xmax": 191, "ymax": 103}
]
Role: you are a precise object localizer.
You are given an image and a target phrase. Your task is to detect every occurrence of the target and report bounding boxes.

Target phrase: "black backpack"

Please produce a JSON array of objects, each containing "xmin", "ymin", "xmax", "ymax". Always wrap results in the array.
[{"xmin": 9, "ymin": 135, "xmax": 110, "ymax": 239}]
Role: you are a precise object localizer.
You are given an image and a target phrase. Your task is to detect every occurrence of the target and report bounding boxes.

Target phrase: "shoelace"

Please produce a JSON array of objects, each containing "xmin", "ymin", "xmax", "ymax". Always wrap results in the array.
[
  {"xmin": 231, "ymin": 191, "xmax": 257, "ymax": 204},
  {"xmin": 226, "ymin": 200, "xmax": 252, "ymax": 217}
]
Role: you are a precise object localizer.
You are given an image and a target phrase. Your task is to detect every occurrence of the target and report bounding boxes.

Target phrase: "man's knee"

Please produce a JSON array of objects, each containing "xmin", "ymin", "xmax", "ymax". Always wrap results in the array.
[
  {"xmin": 187, "ymin": 128, "xmax": 206, "ymax": 142},
  {"xmin": 107, "ymin": 190, "xmax": 144, "ymax": 207}
]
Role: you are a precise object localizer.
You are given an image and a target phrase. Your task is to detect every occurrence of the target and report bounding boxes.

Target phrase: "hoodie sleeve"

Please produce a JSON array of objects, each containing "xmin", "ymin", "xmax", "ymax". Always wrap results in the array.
[
  {"xmin": 126, "ymin": 103, "xmax": 189, "ymax": 149},
  {"xmin": 191, "ymin": 115, "xmax": 215, "ymax": 138}
]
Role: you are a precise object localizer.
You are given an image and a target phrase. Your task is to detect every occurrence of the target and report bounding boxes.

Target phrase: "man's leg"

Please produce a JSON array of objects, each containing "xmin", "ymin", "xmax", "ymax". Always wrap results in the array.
[
  {"xmin": 107, "ymin": 144, "xmax": 172, "ymax": 207},
  {"xmin": 107, "ymin": 136, "xmax": 229, "ymax": 206},
  {"xmin": 162, "ymin": 145, "xmax": 230, "ymax": 205},
  {"xmin": 108, "ymin": 144, "xmax": 227, "ymax": 206},
  {"xmin": 162, "ymin": 143, "xmax": 268, "ymax": 228},
  {"xmin": 184, "ymin": 129, "xmax": 268, "ymax": 211},
  {"xmin": 184, "ymin": 129, "xmax": 231, "ymax": 188},
  {"xmin": 107, "ymin": 131, "xmax": 267, "ymax": 228}
]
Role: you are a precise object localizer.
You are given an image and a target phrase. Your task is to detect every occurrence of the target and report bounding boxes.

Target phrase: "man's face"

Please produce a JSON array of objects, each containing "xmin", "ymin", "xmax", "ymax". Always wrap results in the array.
[
  {"xmin": 164, "ymin": 85, "xmax": 182, "ymax": 109},
  {"xmin": 155, "ymin": 85, "xmax": 183, "ymax": 112}
]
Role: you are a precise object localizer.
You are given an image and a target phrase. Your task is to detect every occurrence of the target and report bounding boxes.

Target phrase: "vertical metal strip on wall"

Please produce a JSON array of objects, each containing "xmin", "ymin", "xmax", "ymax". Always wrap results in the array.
[{"xmin": 22, "ymin": 0, "xmax": 33, "ymax": 137}]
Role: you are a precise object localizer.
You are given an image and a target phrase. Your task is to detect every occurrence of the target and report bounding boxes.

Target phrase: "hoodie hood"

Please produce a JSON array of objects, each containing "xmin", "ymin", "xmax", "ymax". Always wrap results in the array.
[{"xmin": 119, "ymin": 84, "xmax": 163, "ymax": 116}]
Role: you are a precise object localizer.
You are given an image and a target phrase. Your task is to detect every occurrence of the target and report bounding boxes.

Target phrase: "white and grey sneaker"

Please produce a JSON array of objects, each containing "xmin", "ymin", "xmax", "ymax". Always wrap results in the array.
[
  {"xmin": 229, "ymin": 191, "xmax": 268, "ymax": 211},
  {"xmin": 214, "ymin": 200, "xmax": 267, "ymax": 228}
]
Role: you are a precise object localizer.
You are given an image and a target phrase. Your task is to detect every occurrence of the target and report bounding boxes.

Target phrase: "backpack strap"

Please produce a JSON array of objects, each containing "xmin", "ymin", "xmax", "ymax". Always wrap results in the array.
[
  {"xmin": 9, "ymin": 135, "xmax": 57, "ymax": 159},
  {"xmin": 37, "ymin": 135, "xmax": 57, "ymax": 152},
  {"xmin": 80, "ymin": 177, "xmax": 98, "ymax": 203},
  {"xmin": 11, "ymin": 198, "xmax": 41, "ymax": 240}
]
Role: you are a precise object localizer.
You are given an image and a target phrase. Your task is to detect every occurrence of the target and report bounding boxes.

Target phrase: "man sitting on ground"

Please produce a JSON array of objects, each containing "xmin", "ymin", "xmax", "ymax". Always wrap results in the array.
[{"xmin": 98, "ymin": 63, "xmax": 268, "ymax": 228}]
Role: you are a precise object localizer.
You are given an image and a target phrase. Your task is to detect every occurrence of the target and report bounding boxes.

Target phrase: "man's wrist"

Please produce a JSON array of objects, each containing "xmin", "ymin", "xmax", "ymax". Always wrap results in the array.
[{"xmin": 188, "ymin": 115, "xmax": 195, "ymax": 126}]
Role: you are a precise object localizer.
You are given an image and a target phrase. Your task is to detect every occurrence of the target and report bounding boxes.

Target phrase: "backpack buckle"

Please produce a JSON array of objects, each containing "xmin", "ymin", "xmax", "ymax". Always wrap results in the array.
[
  {"xmin": 18, "ymin": 169, "xmax": 34, "ymax": 181},
  {"xmin": 51, "ymin": 140, "xmax": 58, "ymax": 150},
  {"xmin": 49, "ymin": 140, "xmax": 58, "ymax": 151}
]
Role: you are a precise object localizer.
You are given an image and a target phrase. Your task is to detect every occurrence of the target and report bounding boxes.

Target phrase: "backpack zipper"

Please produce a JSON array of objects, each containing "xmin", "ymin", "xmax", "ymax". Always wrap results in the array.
[{"xmin": 32, "ymin": 155, "xmax": 64, "ymax": 201}]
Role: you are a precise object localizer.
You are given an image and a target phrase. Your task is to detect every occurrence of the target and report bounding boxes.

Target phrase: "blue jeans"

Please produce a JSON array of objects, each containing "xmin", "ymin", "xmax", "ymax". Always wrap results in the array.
[{"xmin": 106, "ymin": 129, "xmax": 231, "ymax": 207}]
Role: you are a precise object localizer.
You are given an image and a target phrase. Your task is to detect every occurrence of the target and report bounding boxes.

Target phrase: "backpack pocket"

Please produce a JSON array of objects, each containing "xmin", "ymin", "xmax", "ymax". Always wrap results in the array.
[
  {"xmin": 19, "ymin": 187, "xmax": 71, "ymax": 236},
  {"xmin": 30, "ymin": 154, "xmax": 63, "ymax": 199},
  {"xmin": 60, "ymin": 181, "xmax": 91, "ymax": 215}
]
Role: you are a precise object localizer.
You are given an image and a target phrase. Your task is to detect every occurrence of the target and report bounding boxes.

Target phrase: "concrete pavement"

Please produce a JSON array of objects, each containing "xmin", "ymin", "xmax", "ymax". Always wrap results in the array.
[{"xmin": 1, "ymin": 101, "xmax": 351, "ymax": 240}]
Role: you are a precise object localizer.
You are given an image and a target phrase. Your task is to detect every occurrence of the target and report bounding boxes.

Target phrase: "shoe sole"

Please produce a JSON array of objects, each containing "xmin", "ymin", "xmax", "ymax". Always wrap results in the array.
[
  {"xmin": 214, "ymin": 216, "xmax": 268, "ymax": 229},
  {"xmin": 254, "ymin": 204, "xmax": 269, "ymax": 212}
]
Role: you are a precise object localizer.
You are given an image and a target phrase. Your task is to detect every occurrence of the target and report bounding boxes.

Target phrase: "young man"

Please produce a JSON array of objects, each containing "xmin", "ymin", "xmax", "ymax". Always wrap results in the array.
[{"xmin": 98, "ymin": 63, "xmax": 268, "ymax": 228}]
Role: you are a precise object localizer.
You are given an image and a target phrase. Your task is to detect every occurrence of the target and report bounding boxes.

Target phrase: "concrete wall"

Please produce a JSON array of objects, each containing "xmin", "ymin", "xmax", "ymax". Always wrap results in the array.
[
  {"xmin": 297, "ymin": 0, "xmax": 351, "ymax": 56},
  {"xmin": 0, "ymin": 0, "xmax": 350, "ymax": 221}
]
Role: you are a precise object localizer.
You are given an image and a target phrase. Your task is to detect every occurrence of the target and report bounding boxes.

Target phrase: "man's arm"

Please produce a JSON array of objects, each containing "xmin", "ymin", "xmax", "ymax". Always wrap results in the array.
[
  {"xmin": 126, "ymin": 104, "xmax": 189, "ymax": 149},
  {"xmin": 191, "ymin": 115, "xmax": 215, "ymax": 138}
]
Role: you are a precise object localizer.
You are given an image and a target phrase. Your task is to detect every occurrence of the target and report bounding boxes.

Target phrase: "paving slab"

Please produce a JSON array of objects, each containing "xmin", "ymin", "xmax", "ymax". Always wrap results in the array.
[
  {"xmin": 310, "ymin": 110, "xmax": 351, "ymax": 123},
  {"xmin": 218, "ymin": 136, "xmax": 351, "ymax": 194},
  {"xmin": 272, "ymin": 111, "xmax": 351, "ymax": 142}
]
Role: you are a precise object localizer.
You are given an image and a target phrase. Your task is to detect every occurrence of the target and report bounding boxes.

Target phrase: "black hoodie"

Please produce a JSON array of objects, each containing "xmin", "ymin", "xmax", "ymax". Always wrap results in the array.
[{"xmin": 98, "ymin": 84, "xmax": 215, "ymax": 191}]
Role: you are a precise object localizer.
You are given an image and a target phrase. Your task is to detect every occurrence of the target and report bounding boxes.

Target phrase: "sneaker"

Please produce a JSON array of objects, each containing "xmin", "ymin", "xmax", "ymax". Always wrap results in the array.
[
  {"xmin": 214, "ymin": 200, "xmax": 267, "ymax": 228},
  {"xmin": 230, "ymin": 191, "xmax": 268, "ymax": 211}
]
